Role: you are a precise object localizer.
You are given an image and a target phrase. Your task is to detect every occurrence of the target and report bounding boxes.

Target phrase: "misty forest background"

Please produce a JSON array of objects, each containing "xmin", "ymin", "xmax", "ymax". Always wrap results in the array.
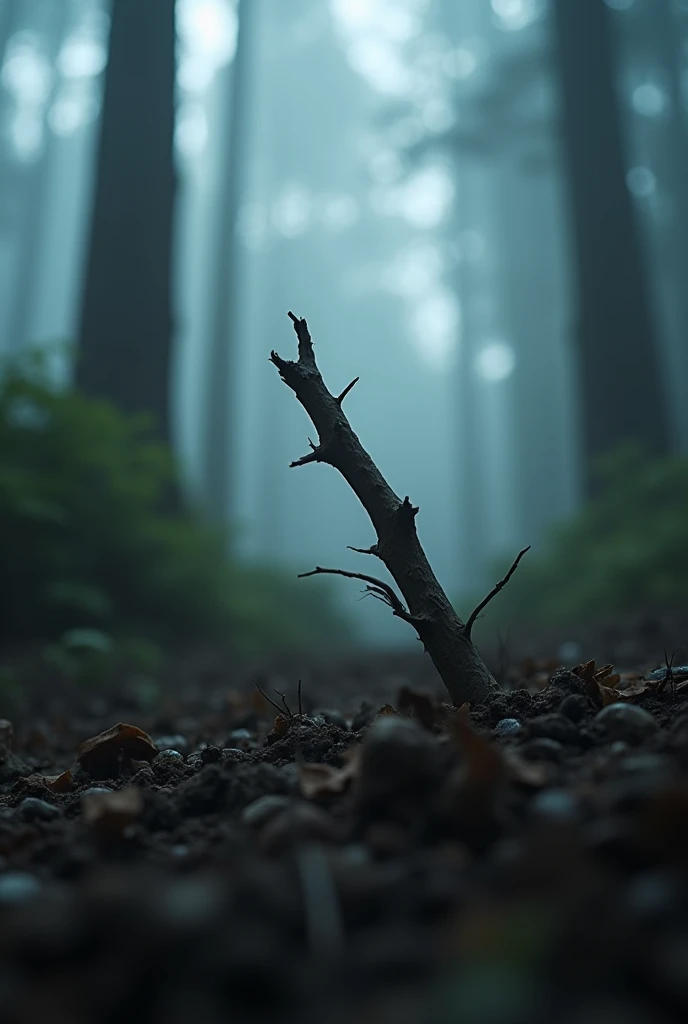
[{"xmin": 1, "ymin": 0, "xmax": 687, "ymax": 671}]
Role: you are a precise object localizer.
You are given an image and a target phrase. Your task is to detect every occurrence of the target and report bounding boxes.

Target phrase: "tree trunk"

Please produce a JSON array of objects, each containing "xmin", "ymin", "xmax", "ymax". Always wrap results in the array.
[
  {"xmin": 551, "ymin": 0, "xmax": 671, "ymax": 493},
  {"xmin": 200, "ymin": 0, "xmax": 253, "ymax": 522},
  {"xmin": 5, "ymin": 2, "xmax": 70, "ymax": 354},
  {"xmin": 75, "ymin": 0, "xmax": 177, "ymax": 442}
]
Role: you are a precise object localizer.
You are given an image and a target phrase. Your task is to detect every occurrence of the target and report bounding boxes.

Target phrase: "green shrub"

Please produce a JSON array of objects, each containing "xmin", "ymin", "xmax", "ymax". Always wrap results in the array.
[
  {"xmin": 466, "ymin": 445, "xmax": 688, "ymax": 630},
  {"xmin": 0, "ymin": 353, "xmax": 354, "ymax": 652}
]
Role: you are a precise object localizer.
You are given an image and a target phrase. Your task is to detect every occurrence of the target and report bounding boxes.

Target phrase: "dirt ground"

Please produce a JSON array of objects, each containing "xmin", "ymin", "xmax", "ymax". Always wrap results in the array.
[{"xmin": 1, "ymin": 612, "xmax": 688, "ymax": 1023}]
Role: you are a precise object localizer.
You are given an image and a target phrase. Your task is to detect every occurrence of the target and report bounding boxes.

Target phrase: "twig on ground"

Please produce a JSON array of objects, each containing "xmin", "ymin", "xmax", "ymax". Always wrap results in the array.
[
  {"xmin": 254, "ymin": 681, "xmax": 292, "ymax": 718},
  {"xmin": 270, "ymin": 312, "xmax": 519, "ymax": 706},
  {"xmin": 465, "ymin": 547, "xmax": 531, "ymax": 640}
]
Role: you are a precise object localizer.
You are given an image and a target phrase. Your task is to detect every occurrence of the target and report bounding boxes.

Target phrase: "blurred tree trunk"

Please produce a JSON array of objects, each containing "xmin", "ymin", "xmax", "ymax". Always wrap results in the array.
[
  {"xmin": 200, "ymin": 0, "xmax": 253, "ymax": 523},
  {"xmin": 75, "ymin": 0, "xmax": 176, "ymax": 442},
  {"xmin": 6, "ymin": 2, "xmax": 70, "ymax": 354},
  {"xmin": 551, "ymin": 0, "xmax": 671, "ymax": 494},
  {"xmin": 649, "ymin": 0, "xmax": 688, "ymax": 442}
]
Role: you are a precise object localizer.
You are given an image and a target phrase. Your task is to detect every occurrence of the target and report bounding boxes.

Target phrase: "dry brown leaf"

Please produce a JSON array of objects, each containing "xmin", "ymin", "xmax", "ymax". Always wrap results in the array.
[
  {"xmin": 77, "ymin": 723, "xmax": 157, "ymax": 779},
  {"xmin": 449, "ymin": 710, "xmax": 503, "ymax": 792},
  {"xmin": 82, "ymin": 786, "xmax": 143, "ymax": 840},
  {"xmin": 298, "ymin": 748, "xmax": 360, "ymax": 800},
  {"xmin": 397, "ymin": 686, "xmax": 443, "ymax": 730},
  {"xmin": 375, "ymin": 704, "xmax": 399, "ymax": 718},
  {"xmin": 42, "ymin": 769, "xmax": 74, "ymax": 793},
  {"xmin": 273, "ymin": 714, "xmax": 290, "ymax": 736},
  {"xmin": 599, "ymin": 685, "xmax": 622, "ymax": 706}
]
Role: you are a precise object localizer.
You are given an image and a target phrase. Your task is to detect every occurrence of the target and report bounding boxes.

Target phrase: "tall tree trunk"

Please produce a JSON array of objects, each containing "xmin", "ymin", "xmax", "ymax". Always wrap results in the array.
[
  {"xmin": 648, "ymin": 0, "xmax": 688, "ymax": 446},
  {"xmin": 200, "ymin": 0, "xmax": 253, "ymax": 522},
  {"xmin": 75, "ymin": 0, "xmax": 177, "ymax": 442},
  {"xmin": 6, "ymin": 2, "xmax": 70, "ymax": 354},
  {"xmin": 551, "ymin": 0, "xmax": 671, "ymax": 493}
]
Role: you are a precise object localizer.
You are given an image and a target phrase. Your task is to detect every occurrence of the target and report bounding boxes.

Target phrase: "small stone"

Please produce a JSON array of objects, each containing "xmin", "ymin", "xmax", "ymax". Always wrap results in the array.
[
  {"xmin": 241, "ymin": 794, "xmax": 292, "ymax": 828},
  {"xmin": 314, "ymin": 708, "xmax": 348, "ymax": 730},
  {"xmin": 259, "ymin": 803, "xmax": 337, "ymax": 855},
  {"xmin": 200, "ymin": 745, "xmax": 223, "ymax": 765},
  {"xmin": 351, "ymin": 702, "xmax": 376, "ymax": 732},
  {"xmin": 81, "ymin": 786, "xmax": 114, "ymax": 798},
  {"xmin": 221, "ymin": 747, "xmax": 248, "ymax": 763},
  {"xmin": 153, "ymin": 749, "xmax": 185, "ymax": 765},
  {"xmin": 154, "ymin": 734, "xmax": 189, "ymax": 754},
  {"xmin": 0, "ymin": 872, "xmax": 42, "ymax": 904},
  {"xmin": 227, "ymin": 729, "xmax": 252, "ymax": 746},
  {"xmin": 17, "ymin": 797, "xmax": 61, "ymax": 822},
  {"xmin": 595, "ymin": 703, "xmax": 658, "ymax": 743},
  {"xmin": 527, "ymin": 713, "xmax": 579, "ymax": 745},
  {"xmin": 520, "ymin": 738, "xmax": 564, "ymax": 763},
  {"xmin": 559, "ymin": 694, "xmax": 588, "ymax": 723},
  {"xmin": 530, "ymin": 788, "xmax": 579, "ymax": 821},
  {"xmin": 358, "ymin": 716, "xmax": 441, "ymax": 804},
  {"xmin": 495, "ymin": 718, "xmax": 521, "ymax": 737}
]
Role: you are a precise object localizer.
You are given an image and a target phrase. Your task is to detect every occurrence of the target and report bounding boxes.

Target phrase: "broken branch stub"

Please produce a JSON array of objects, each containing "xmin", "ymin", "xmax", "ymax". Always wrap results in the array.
[{"xmin": 270, "ymin": 313, "xmax": 504, "ymax": 707}]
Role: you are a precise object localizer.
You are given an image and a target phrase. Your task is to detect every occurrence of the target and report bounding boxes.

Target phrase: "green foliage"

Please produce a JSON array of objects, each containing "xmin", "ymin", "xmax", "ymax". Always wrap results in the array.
[
  {"xmin": 468, "ymin": 446, "xmax": 688, "ymax": 629},
  {"xmin": 0, "ymin": 353, "xmax": 354, "ymax": 653}
]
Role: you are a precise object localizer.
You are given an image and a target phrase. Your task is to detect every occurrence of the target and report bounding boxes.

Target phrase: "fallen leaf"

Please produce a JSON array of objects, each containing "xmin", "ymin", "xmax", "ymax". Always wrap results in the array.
[
  {"xmin": 77, "ymin": 723, "xmax": 157, "ymax": 779},
  {"xmin": 449, "ymin": 710, "xmax": 503, "ymax": 792},
  {"xmin": 82, "ymin": 786, "xmax": 143, "ymax": 840},
  {"xmin": 42, "ymin": 769, "xmax": 74, "ymax": 793},
  {"xmin": 272, "ymin": 714, "xmax": 290, "ymax": 737},
  {"xmin": 298, "ymin": 748, "xmax": 360, "ymax": 800},
  {"xmin": 397, "ymin": 686, "xmax": 443, "ymax": 730},
  {"xmin": 375, "ymin": 704, "xmax": 399, "ymax": 718}
]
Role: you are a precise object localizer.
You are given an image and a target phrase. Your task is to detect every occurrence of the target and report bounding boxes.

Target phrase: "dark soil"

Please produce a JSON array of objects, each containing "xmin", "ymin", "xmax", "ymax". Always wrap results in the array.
[{"xmin": 1, "ymin": 629, "xmax": 688, "ymax": 1024}]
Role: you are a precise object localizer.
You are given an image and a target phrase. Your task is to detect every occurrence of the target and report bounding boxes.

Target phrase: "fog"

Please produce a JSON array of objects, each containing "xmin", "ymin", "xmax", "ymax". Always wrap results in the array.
[{"xmin": 1, "ymin": 0, "xmax": 686, "ymax": 649}]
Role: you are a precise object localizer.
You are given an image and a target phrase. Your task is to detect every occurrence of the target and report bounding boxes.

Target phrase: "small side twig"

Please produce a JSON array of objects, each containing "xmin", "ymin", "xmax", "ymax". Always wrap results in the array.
[
  {"xmin": 336, "ymin": 377, "xmax": 359, "ymax": 405},
  {"xmin": 255, "ymin": 681, "xmax": 292, "ymax": 718},
  {"xmin": 465, "ymin": 546, "xmax": 531, "ymax": 640},
  {"xmin": 298, "ymin": 566, "xmax": 417, "ymax": 626}
]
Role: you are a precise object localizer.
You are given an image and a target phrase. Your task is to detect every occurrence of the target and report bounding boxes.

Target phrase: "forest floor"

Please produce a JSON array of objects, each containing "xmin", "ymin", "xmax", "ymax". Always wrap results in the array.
[{"xmin": 1, "ymin": 611, "xmax": 688, "ymax": 1024}]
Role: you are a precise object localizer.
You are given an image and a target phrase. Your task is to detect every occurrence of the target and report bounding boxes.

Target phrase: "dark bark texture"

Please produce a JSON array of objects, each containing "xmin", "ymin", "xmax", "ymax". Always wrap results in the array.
[
  {"xmin": 552, "ymin": 0, "xmax": 671, "ymax": 492},
  {"xmin": 75, "ymin": 0, "xmax": 177, "ymax": 441},
  {"xmin": 271, "ymin": 314, "xmax": 501, "ymax": 707}
]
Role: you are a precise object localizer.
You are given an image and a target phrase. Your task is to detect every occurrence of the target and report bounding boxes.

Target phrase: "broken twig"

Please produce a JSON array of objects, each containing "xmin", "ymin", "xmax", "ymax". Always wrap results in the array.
[{"xmin": 270, "ymin": 312, "xmax": 512, "ymax": 705}]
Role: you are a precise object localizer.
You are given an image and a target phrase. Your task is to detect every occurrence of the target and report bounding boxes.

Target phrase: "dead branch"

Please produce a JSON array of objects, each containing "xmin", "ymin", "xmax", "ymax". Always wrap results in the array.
[
  {"xmin": 271, "ymin": 312, "xmax": 507, "ymax": 706},
  {"xmin": 465, "ymin": 546, "xmax": 531, "ymax": 640}
]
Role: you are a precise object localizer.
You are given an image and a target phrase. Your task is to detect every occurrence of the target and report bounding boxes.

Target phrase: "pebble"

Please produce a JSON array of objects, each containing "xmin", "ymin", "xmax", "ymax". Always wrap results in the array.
[
  {"xmin": 154, "ymin": 734, "xmax": 189, "ymax": 754},
  {"xmin": 520, "ymin": 738, "xmax": 564, "ymax": 763},
  {"xmin": 241, "ymin": 794, "xmax": 293, "ymax": 828},
  {"xmin": 494, "ymin": 718, "xmax": 521, "ymax": 737},
  {"xmin": 81, "ymin": 787, "xmax": 114, "ymax": 798},
  {"xmin": 595, "ymin": 703, "xmax": 658, "ymax": 743},
  {"xmin": 227, "ymin": 729, "xmax": 253, "ymax": 746},
  {"xmin": 527, "ymin": 714, "xmax": 578, "ymax": 744},
  {"xmin": 530, "ymin": 787, "xmax": 580, "ymax": 821},
  {"xmin": 258, "ymin": 803, "xmax": 338, "ymax": 855},
  {"xmin": 0, "ymin": 872, "xmax": 42, "ymax": 904},
  {"xmin": 222, "ymin": 747, "xmax": 249, "ymax": 763},
  {"xmin": 358, "ymin": 717, "xmax": 441, "ymax": 804},
  {"xmin": 314, "ymin": 708, "xmax": 348, "ymax": 730},
  {"xmin": 200, "ymin": 745, "xmax": 223, "ymax": 765},
  {"xmin": 558, "ymin": 694, "xmax": 588, "ymax": 723},
  {"xmin": 153, "ymin": 749, "xmax": 185, "ymax": 765},
  {"xmin": 17, "ymin": 797, "xmax": 61, "ymax": 822}
]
